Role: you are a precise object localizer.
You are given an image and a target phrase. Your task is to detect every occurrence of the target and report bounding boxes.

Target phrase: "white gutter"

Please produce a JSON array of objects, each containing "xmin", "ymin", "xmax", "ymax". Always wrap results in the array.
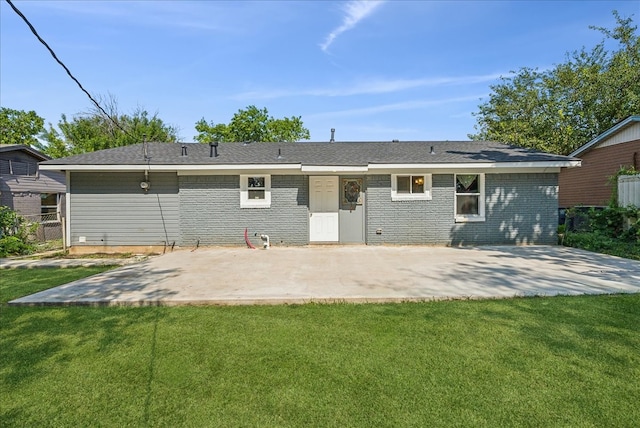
[
  {"xmin": 39, "ymin": 163, "xmax": 302, "ymax": 172},
  {"xmin": 368, "ymin": 161, "xmax": 581, "ymax": 169},
  {"xmin": 301, "ymin": 165, "xmax": 369, "ymax": 173},
  {"xmin": 40, "ymin": 160, "xmax": 580, "ymax": 173}
]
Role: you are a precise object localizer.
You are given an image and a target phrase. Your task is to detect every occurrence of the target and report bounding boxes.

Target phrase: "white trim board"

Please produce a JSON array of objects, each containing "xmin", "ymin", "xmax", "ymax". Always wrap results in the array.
[{"xmin": 41, "ymin": 160, "xmax": 579, "ymax": 174}]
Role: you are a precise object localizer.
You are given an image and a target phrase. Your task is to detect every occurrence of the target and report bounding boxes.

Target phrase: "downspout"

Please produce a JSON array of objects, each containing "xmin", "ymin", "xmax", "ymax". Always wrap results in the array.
[{"xmin": 65, "ymin": 170, "xmax": 71, "ymax": 249}]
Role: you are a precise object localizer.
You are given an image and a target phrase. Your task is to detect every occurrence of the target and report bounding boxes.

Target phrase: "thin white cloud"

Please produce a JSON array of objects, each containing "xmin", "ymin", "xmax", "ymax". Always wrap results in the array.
[
  {"xmin": 320, "ymin": 0, "xmax": 385, "ymax": 52},
  {"xmin": 232, "ymin": 73, "xmax": 503, "ymax": 100},
  {"xmin": 348, "ymin": 124, "xmax": 421, "ymax": 136},
  {"xmin": 306, "ymin": 94, "xmax": 487, "ymax": 119},
  {"xmin": 21, "ymin": 1, "xmax": 240, "ymax": 32}
]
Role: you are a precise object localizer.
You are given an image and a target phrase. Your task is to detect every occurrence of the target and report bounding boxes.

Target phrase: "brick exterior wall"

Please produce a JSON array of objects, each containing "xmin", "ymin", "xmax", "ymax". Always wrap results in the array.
[
  {"xmin": 366, "ymin": 173, "xmax": 559, "ymax": 246},
  {"xmin": 5, "ymin": 193, "xmax": 41, "ymax": 217},
  {"xmin": 451, "ymin": 173, "xmax": 558, "ymax": 245},
  {"xmin": 179, "ymin": 175, "xmax": 309, "ymax": 246},
  {"xmin": 559, "ymin": 139, "xmax": 640, "ymax": 207},
  {"xmin": 0, "ymin": 191, "xmax": 12, "ymax": 209},
  {"xmin": 65, "ymin": 171, "xmax": 559, "ymax": 248},
  {"xmin": 365, "ymin": 174, "xmax": 453, "ymax": 244}
]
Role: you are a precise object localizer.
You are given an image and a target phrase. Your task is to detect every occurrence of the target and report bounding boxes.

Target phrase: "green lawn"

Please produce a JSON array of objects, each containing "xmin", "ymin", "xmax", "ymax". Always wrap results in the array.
[
  {"xmin": 0, "ymin": 266, "xmax": 115, "ymax": 303},
  {"xmin": 1, "ymin": 269, "xmax": 639, "ymax": 427}
]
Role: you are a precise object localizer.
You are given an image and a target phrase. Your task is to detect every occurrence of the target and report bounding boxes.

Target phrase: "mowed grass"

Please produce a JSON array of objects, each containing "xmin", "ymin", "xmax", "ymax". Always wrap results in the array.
[
  {"xmin": 0, "ymin": 266, "xmax": 115, "ymax": 303},
  {"xmin": 1, "ymin": 269, "xmax": 639, "ymax": 427}
]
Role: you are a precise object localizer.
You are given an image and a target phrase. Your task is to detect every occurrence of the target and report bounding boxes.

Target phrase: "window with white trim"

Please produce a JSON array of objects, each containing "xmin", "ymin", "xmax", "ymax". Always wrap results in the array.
[
  {"xmin": 391, "ymin": 174, "xmax": 432, "ymax": 201},
  {"xmin": 41, "ymin": 193, "xmax": 59, "ymax": 215},
  {"xmin": 240, "ymin": 175, "xmax": 271, "ymax": 208},
  {"xmin": 455, "ymin": 173, "xmax": 485, "ymax": 222}
]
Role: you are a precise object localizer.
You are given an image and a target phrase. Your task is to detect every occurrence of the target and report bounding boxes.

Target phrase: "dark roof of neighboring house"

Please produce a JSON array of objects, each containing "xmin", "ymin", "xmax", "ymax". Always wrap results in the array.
[
  {"xmin": 0, "ymin": 144, "xmax": 51, "ymax": 161},
  {"xmin": 41, "ymin": 140, "xmax": 577, "ymax": 167},
  {"xmin": 0, "ymin": 145, "xmax": 65, "ymax": 193},
  {"xmin": 569, "ymin": 115, "xmax": 640, "ymax": 157}
]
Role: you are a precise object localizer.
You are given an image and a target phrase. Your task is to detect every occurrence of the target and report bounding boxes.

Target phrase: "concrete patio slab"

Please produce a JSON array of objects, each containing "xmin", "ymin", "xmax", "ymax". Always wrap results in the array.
[{"xmin": 8, "ymin": 246, "xmax": 640, "ymax": 306}]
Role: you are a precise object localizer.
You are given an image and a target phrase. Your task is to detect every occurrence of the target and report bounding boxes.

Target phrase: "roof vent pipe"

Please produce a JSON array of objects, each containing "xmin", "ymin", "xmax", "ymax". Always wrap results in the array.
[
  {"xmin": 142, "ymin": 134, "xmax": 149, "ymax": 160},
  {"xmin": 209, "ymin": 141, "xmax": 219, "ymax": 157},
  {"xmin": 430, "ymin": 146, "xmax": 435, "ymax": 155},
  {"xmin": 330, "ymin": 128, "xmax": 335, "ymax": 143},
  {"xmin": 181, "ymin": 145, "xmax": 187, "ymax": 156}
]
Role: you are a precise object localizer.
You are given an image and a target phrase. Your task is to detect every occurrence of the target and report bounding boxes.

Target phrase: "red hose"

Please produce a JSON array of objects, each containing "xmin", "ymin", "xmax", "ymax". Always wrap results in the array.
[{"xmin": 244, "ymin": 228, "xmax": 256, "ymax": 249}]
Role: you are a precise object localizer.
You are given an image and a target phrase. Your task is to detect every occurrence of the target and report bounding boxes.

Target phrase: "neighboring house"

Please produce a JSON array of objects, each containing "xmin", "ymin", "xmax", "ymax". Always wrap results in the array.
[
  {"xmin": 39, "ymin": 140, "xmax": 579, "ymax": 254},
  {"xmin": 559, "ymin": 115, "xmax": 640, "ymax": 208},
  {"xmin": 0, "ymin": 144, "xmax": 66, "ymax": 219}
]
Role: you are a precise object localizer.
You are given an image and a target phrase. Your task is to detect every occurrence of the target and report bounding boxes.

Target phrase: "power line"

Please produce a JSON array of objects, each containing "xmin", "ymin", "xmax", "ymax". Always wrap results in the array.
[{"xmin": 5, "ymin": 0, "xmax": 132, "ymax": 138}]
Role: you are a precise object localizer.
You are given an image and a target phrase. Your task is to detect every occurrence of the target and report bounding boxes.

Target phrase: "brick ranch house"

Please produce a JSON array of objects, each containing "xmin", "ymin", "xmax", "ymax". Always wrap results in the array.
[
  {"xmin": 559, "ymin": 115, "xmax": 640, "ymax": 209},
  {"xmin": 39, "ymin": 140, "xmax": 579, "ymax": 254}
]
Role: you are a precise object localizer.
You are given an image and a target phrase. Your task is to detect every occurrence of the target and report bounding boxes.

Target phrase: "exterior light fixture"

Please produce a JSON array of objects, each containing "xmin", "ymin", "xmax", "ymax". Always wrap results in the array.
[{"xmin": 141, "ymin": 170, "xmax": 150, "ymax": 192}]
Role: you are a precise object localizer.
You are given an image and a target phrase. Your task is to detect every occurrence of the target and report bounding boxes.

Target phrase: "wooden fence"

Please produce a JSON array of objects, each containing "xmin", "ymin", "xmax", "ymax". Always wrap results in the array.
[{"xmin": 618, "ymin": 174, "xmax": 640, "ymax": 207}]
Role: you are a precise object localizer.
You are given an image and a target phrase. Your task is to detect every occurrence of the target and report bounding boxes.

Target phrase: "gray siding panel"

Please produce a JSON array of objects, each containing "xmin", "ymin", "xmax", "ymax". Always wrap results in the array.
[
  {"xmin": 70, "ymin": 172, "xmax": 179, "ymax": 246},
  {"xmin": 179, "ymin": 175, "xmax": 309, "ymax": 246},
  {"xmin": 1, "ymin": 148, "xmax": 66, "ymax": 216},
  {"xmin": 0, "ymin": 151, "xmax": 39, "ymax": 176},
  {"xmin": 0, "ymin": 171, "xmax": 65, "ymax": 193},
  {"xmin": 366, "ymin": 173, "xmax": 558, "ymax": 245}
]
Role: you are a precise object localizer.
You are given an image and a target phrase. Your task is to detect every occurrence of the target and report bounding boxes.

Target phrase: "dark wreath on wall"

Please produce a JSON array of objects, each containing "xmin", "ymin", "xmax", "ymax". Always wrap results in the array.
[{"xmin": 342, "ymin": 178, "xmax": 363, "ymax": 206}]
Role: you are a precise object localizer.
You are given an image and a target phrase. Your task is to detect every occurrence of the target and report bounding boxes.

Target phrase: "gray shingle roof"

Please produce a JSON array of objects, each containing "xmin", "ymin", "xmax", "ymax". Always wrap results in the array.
[
  {"xmin": 1, "ymin": 144, "xmax": 51, "ymax": 161},
  {"xmin": 41, "ymin": 141, "xmax": 577, "ymax": 167}
]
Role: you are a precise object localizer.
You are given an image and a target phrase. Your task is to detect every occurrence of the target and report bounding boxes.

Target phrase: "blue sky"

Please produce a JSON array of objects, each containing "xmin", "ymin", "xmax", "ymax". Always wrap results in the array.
[{"xmin": 1, "ymin": 0, "xmax": 638, "ymax": 143}]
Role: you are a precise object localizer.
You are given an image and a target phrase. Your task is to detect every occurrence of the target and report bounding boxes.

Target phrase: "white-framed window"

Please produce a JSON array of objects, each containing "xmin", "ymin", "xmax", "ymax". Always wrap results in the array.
[
  {"xmin": 40, "ymin": 193, "xmax": 59, "ymax": 215},
  {"xmin": 455, "ymin": 173, "xmax": 485, "ymax": 222},
  {"xmin": 391, "ymin": 174, "xmax": 432, "ymax": 201},
  {"xmin": 240, "ymin": 175, "xmax": 271, "ymax": 208}
]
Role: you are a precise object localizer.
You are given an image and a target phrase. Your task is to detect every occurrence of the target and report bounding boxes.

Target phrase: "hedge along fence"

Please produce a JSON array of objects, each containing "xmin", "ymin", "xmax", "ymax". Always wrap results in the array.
[{"xmin": 618, "ymin": 174, "xmax": 640, "ymax": 208}]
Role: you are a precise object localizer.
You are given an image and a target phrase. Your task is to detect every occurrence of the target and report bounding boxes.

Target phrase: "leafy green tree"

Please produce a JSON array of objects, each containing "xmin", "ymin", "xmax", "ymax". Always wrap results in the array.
[
  {"xmin": 470, "ymin": 11, "xmax": 640, "ymax": 155},
  {"xmin": 195, "ymin": 105, "xmax": 310, "ymax": 143},
  {"xmin": 39, "ymin": 95, "xmax": 179, "ymax": 157},
  {"xmin": 0, "ymin": 107, "xmax": 45, "ymax": 146}
]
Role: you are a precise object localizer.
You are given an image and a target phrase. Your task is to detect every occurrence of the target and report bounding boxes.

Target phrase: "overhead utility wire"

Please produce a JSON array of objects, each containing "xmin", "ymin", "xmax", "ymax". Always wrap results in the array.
[{"xmin": 5, "ymin": 0, "xmax": 131, "ymax": 138}]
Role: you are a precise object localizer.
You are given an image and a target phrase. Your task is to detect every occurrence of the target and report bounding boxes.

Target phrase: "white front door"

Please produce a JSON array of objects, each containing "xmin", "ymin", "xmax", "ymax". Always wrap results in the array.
[{"xmin": 309, "ymin": 176, "xmax": 339, "ymax": 242}]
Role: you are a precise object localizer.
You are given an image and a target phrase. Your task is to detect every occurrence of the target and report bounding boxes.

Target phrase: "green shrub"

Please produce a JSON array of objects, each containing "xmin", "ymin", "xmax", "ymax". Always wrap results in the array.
[
  {"xmin": 0, "ymin": 236, "xmax": 34, "ymax": 257},
  {"xmin": 0, "ymin": 206, "xmax": 36, "ymax": 257},
  {"xmin": 563, "ymin": 231, "xmax": 639, "ymax": 260},
  {"xmin": 564, "ymin": 206, "xmax": 592, "ymax": 232},
  {"xmin": 589, "ymin": 205, "xmax": 639, "ymax": 241},
  {"xmin": 562, "ymin": 205, "xmax": 639, "ymax": 260}
]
